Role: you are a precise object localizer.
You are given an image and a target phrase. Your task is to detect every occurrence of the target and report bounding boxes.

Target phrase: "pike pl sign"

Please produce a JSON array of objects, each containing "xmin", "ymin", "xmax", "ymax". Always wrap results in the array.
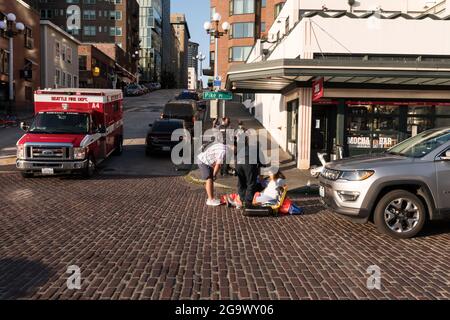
[{"xmin": 203, "ymin": 91, "xmax": 233, "ymax": 100}]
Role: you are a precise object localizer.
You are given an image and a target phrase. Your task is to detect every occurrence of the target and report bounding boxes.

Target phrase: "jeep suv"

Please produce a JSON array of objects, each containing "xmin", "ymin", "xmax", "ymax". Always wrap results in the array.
[{"xmin": 319, "ymin": 128, "xmax": 450, "ymax": 238}]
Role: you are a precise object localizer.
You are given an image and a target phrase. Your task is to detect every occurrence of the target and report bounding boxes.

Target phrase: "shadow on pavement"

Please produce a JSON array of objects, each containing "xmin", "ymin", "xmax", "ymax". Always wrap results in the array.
[
  {"xmin": 0, "ymin": 258, "xmax": 54, "ymax": 300},
  {"xmin": 418, "ymin": 221, "xmax": 450, "ymax": 238}
]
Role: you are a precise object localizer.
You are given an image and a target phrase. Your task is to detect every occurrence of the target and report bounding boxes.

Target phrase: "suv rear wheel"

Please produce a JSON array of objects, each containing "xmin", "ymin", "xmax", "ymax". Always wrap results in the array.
[{"xmin": 374, "ymin": 190, "xmax": 426, "ymax": 239}]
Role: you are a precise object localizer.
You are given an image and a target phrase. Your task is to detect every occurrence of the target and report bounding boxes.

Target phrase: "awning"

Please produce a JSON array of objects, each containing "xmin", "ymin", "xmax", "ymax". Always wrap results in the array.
[
  {"xmin": 115, "ymin": 63, "xmax": 136, "ymax": 82},
  {"xmin": 227, "ymin": 59, "xmax": 450, "ymax": 94}
]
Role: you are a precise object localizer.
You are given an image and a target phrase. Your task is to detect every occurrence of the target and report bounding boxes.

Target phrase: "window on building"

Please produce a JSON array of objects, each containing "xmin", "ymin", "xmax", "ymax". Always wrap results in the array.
[
  {"xmin": 66, "ymin": 47, "xmax": 72, "ymax": 63},
  {"xmin": 55, "ymin": 41, "xmax": 61, "ymax": 60},
  {"xmin": 262, "ymin": 0, "xmax": 267, "ymax": 8},
  {"xmin": 110, "ymin": 27, "xmax": 123, "ymax": 36},
  {"xmin": 83, "ymin": 26, "xmax": 96, "ymax": 36},
  {"xmin": 83, "ymin": 10, "xmax": 96, "ymax": 20},
  {"xmin": 0, "ymin": 49, "xmax": 9, "ymax": 75},
  {"xmin": 275, "ymin": 2, "xmax": 285, "ymax": 18},
  {"xmin": 24, "ymin": 27, "xmax": 33, "ymax": 49},
  {"xmin": 229, "ymin": 46, "xmax": 252, "ymax": 62},
  {"xmin": 62, "ymin": 45, "xmax": 66, "ymax": 61},
  {"xmin": 261, "ymin": 22, "xmax": 266, "ymax": 33},
  {"xmin": 230, "ymin": 22, "xmax": 254, "ymax": 39},
  {"xmin": 110, "ymin": 10, "xmax": 122, "ymax": 20},
  {"xmin": 55, "ymin": 69, "xmax": 61, "ymax": 87},
  {"xmin": 230, "ymin": 0, "xmax": 255, "ymax": 15},
  {"xmin": 79, "ymin": 55, "xmax": 87, "ymax": 70}
]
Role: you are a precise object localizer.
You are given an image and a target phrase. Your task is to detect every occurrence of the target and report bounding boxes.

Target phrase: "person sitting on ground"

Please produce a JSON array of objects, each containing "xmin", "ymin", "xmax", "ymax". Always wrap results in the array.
[
  {"xmin": 253, "ymin": 169, "xmax": 287, "ymax": 206},
  {"xmin": 197, "ymin": 142, "xmax": 228, "ymax": 207}
]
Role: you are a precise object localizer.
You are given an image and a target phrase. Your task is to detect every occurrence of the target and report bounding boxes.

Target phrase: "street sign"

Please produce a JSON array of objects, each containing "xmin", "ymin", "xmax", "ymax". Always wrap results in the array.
[
  {"xmin": 213, "ymin": 80, "xmax": 222, "ymax": 87},
  {"xmin": 203, "ymin": 91, "xmax": 233, "ymax": 101}
]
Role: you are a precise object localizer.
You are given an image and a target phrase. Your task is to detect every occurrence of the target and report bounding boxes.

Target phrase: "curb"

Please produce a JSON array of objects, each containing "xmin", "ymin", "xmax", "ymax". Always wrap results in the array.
[{"xmin": 185, "ymin": 172, "xmax": 234, "ymax": 190}]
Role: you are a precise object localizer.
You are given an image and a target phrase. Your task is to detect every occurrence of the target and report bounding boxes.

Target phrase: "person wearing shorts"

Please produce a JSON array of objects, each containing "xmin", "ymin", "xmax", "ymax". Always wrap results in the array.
[{"xmin": 198, "ymin": 143, "xmax": 227, "ymax": 206}]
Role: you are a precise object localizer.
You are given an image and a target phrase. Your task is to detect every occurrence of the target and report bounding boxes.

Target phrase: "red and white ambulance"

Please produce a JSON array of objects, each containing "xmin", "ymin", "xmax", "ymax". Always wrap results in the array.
[{"xmin": 16, "ymin": 89, "xmax": 124, "ymax": 178}]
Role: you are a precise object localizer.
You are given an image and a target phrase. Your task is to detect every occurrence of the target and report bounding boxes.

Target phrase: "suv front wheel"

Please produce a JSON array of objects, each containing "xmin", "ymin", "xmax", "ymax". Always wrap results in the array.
[{"xmin": 374, "ymin": 190, "xmax": 426, "ymax": 239}]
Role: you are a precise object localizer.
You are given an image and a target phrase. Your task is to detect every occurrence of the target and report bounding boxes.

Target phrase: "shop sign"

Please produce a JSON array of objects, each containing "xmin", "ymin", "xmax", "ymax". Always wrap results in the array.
[
  {"xmin": 348, "ymin": 136, "xmax": 371, "ymax": 148},
  {"xmin": 312, "ymin": 77, "xmax": 324, "ymax": 102}
]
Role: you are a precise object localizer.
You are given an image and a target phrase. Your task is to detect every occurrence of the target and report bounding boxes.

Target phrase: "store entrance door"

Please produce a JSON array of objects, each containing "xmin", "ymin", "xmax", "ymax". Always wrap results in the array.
[{"xmin": 311, "ymin": 105, "xmax": 336, "ymax": 165}]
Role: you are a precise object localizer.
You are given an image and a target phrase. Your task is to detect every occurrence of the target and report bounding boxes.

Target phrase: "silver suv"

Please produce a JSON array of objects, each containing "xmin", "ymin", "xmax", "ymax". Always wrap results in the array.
[{"xmin": 320, "ymin": 128, "xmax": 450, "ymax": 239}]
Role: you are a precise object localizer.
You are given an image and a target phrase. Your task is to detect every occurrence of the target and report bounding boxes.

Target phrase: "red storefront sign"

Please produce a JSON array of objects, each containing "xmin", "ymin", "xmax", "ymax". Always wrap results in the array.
[{"xmin": 312, "ymin": 77, "xmax": 324, "ymax": 102}]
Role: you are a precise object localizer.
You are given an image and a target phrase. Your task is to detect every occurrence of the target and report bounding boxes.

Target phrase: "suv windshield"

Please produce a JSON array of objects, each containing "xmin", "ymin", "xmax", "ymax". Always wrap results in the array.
[
  {"xmin": 387, "ymin": 128, "xmax": 450, "ymax": 158},
  {"xmin": 29, "ymin": 112, "xmax": 90, "ymax": 134}
]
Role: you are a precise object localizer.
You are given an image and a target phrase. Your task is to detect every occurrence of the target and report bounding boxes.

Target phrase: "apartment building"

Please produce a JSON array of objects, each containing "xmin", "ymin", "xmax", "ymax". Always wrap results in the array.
[
  {"xmin": 40, "ymin": 20, "xmax": 80, "ymax": 89},
  {"xmin": 0, "ymin": 0, "xmax": 40, "ymax": 114},
  {"xmin": 188, "ymin": 41, "xmax": 199, "ymax": 74},
  {"xmin": 170, "ymin": 13, "xmax": 190, "ymax": 88},
  {"xmin": 25, "ymin": 0, "xmax": 139, "ymax": 77},
  {"xmin": 209, "ymin": 0, "xmax": 286, "ymax": 84}
]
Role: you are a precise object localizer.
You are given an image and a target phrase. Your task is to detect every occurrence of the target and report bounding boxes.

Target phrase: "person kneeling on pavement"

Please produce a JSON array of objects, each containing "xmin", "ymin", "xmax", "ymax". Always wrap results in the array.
[{"xmin": 198, "ymin": 142, "xmax": 228, "ymax": 207}]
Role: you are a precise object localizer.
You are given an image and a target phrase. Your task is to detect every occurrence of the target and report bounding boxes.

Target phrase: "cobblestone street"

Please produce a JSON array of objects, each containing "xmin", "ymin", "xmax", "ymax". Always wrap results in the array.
[{"xmin": 0, "ymin": 173, "xmax": 449, "ymax": 300}]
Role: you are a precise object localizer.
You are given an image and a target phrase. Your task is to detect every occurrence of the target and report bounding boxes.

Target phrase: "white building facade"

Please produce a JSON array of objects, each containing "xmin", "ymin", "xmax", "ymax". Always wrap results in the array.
[
  {"xmin": 228, "ymin": 0, "xmax": 450, "ymax": 169},
  {"xmin": 188, "ymin": 67, "xmax": 197, "ymax": 90},
  {"xmin": 40, "ymin": 20, "xmax": 80, "ymax": 89}
]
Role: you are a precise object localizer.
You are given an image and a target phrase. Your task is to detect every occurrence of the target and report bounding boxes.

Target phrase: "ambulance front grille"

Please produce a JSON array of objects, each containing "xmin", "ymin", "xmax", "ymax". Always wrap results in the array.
[{"xmin": 25, "ymin": 145, "xmax": 72, "ymax": 160}]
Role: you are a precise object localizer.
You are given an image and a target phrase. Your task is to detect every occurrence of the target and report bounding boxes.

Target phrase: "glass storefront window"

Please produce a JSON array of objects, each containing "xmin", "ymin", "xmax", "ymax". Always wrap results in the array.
[{"xmin": 346, "ymin": 103, "xmax": 450, "ymax": 156}]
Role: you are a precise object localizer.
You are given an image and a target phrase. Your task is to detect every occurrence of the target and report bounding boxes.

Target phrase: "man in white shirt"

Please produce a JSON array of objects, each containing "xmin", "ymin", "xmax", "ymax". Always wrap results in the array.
[{"xmin": 197, "ymin": 142, "xmax": 228, "ymax": 206}]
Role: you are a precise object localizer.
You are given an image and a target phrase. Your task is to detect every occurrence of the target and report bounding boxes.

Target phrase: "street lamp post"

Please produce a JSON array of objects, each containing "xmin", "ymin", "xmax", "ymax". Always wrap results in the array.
[
  {"xmin": 0, "ymin": 14, "xmax": 25, "ymax": 112},
  {"xmin": 204, "ymin": 13, "xmax": 230, "ymax": 118},
  {"xmin": 196, "ymin": 52, "xmax": 206, "ymax": 89}
]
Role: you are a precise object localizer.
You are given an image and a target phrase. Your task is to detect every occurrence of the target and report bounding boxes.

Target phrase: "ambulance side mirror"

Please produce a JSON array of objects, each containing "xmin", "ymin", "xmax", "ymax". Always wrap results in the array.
[
  {"xmin": 97, "ymin": 125, "xmax": 106, "ymax": 134},
  {"xmin": 20, "ymin": 122, "xmax": 29, "ymax": 132}
]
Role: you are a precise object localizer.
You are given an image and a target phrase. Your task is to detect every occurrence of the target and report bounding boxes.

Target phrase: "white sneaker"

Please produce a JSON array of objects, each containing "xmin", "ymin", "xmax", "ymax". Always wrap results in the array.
[{"xmin": 206, "ymin": 199, "xmax": 222, "ymax": 207}]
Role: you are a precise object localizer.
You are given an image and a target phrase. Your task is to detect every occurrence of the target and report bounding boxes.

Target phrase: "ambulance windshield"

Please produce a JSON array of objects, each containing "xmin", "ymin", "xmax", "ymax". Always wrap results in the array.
[{"xmin": 29, "ymin": 112, "xmax": 90, "ymax": 134}]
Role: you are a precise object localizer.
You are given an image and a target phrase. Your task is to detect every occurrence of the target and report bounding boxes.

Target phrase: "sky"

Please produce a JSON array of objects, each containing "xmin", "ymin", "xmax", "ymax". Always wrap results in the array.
[{"xmin": 171, "ymin": 0, "xmax": 210, "ymax": 79}]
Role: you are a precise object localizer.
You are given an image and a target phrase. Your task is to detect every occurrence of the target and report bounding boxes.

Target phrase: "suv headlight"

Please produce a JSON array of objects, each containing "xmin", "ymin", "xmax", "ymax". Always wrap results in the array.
[
  {"xmin": 74, "ymin": 147, "xmax": 87, "ymax": 160},
  {"xmin": 340, "ymin": 170, "xmax": 374, "ymax": 181},
  {"xmin": 17, "ymin": 145, "xmax": 25, "ymax": 159}
]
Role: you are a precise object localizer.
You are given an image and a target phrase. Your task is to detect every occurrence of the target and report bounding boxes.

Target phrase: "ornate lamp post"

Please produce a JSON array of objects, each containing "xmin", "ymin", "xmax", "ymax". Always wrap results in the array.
[
  {"xmin": 0, "ymin": 14, "xmax": 25, "ymax": 108},
  {"xmin": 204, "ymin": 13, "xmax": 230, "ymax": 117}
]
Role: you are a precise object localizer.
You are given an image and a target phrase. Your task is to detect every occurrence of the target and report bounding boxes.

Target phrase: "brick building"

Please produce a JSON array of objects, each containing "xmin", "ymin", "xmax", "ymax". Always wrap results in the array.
[
  {"xmin": 0, "ymin": 0, "xmax": 40, "ymax": 114},
  {"xmin": 78, "ymin": 44, "xmax": 115, "ymax": 89},
  {"xmin": 209, "ymin": 0, "xmax": 286, "ymax": 84},
  {"xmin": 25, "ymin": 0, "xmax": 139, "ymax": 76}
]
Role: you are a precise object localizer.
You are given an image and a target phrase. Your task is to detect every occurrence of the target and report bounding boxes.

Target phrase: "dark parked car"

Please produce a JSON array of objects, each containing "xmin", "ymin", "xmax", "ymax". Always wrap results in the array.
[
  {"xmin": 176, "ymin": 90, "xmax": 200, "ymax": 101},
  {"xmin": 146, "ymin": 119, "xmax": 187, "ymax": 156},
  {"xmin": 161, "ymin": 100, "xmax": 203, "ymax": 130}
]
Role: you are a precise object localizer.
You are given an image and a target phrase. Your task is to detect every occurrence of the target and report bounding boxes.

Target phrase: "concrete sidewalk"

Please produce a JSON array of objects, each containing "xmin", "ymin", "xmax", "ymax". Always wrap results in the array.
[{"xmin": 188, "ymin": 101, "xmax": 319, "ymax": 195}]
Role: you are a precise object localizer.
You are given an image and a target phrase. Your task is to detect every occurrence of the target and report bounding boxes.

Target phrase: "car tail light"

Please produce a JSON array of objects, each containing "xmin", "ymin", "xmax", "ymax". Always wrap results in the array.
[{"xmin": 192, "ymin": 116, "xmax": 196, "ymax": 123}]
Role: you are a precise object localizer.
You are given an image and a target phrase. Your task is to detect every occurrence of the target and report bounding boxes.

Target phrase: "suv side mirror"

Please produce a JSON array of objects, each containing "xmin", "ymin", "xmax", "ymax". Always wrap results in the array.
[
  {"xmin": 20, "ymin": 122, "xmax": 29, "ymax": 131},
  {"xmin": 441, "ymin": 150, "xmax": 450, "ymax": 161}
]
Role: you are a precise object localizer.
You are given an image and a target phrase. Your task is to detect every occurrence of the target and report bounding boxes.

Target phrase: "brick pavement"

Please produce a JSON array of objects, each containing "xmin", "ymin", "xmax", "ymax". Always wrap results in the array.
[{"xmin": 0, "ymin": 173, "xmax": 449, "ymax": 300}]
